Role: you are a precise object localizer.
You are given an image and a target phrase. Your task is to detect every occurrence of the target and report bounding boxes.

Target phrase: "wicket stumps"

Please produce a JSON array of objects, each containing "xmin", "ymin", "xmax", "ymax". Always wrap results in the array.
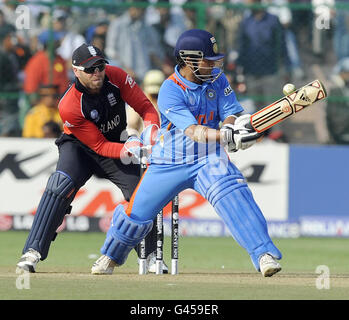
[
  {"xmin": 138, "ymin": 197, "xmax": 180, "ymax": 275},
  {"xmin": 171, "ymin": 195, "xmax": 179, "ymax": 275},
  {"xmin": 155, "ymin": 209, "xmax": 164, "ymax": 274},
  {"xmin": 138, "ymin": 148, "xmax": 148, "ymax": 275},
  {"xmin": 138, "ymin": 149, "xmax": 179, "ymax": 275}
]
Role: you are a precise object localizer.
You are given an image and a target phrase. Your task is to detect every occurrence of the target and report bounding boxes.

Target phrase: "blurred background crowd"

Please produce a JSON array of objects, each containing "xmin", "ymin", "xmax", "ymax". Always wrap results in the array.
[{"xmin": 0, "ymin": 0, "xmax": 348, "ymax": 145}]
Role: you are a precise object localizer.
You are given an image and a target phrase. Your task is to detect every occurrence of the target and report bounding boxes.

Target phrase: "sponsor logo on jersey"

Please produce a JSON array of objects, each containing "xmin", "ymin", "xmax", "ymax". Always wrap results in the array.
[
  {"xmin": 224, "ymin": 85, "xmax": 233, "ymax": 96},
  {"xmin": 165, "ymin": 107, "xmax": 173, "ymax": 114},
  {"xmin": 125, "ymin": 74, "xmax": 136, "ymax": 88},
  {"xmin": 64, "ymin": 120, "xmax": 74, "ymax": 128},
  {"xmin": 107, "ymin": 93, "xmax": 117, "ymax": 106}
]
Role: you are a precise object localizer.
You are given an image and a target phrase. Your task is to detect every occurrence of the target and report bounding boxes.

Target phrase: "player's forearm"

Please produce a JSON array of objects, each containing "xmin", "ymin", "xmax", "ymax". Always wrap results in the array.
[
  {"xmin": 93, "ymin": 141, "xmax": 125, "ymax": 159},
  {"xmin": 79, "ymin": 133, "xmax": 125, "ymax": 159},
  {"xmin": 141, "ymin": 106, "xmax": 160, "ymax": 128},
  {"xmin": 222, "ymin": 115, "xmax": 237, "ymax": 126},
  {"xmin": 67, "ymin": 124, "xmax": 125, "ymax": 159},
  {"xmin": 185, "ymin": 116, "xmax": 237, "ymax": 144},
  {"xmin": 184, "ymin": 125, "xmax": 221, "ymax": 143},
  {"xmin": 124, "ymin": 84, "xmax": 160, "ymax": 128}
]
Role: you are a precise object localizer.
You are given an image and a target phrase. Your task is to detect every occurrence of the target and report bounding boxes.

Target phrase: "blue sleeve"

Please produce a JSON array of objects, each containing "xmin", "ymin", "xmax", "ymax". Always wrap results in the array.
[
  {"xmin": 216, "ymin": 73, "xmax": 244, "ymax": 121},
  {"xmin": 157, "ymin": 80, "xmax": 197, "ymax": 131}
]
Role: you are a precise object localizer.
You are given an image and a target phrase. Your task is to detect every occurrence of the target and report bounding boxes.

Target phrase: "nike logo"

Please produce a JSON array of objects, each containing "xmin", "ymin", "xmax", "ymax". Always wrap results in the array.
[{"xmin": 165, "ymin": 108, "xmax": 173, "ymax": 114}]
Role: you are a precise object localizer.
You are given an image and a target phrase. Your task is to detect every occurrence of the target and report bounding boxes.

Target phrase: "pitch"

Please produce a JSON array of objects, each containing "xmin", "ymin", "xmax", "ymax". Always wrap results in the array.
[{"xmin": 1, "ymin": 231, "xmax": 348, "ymax": 300}]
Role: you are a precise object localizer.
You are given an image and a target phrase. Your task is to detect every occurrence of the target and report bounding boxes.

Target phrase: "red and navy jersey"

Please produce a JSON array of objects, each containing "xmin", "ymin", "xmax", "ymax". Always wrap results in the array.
[{"xmin": 58, "ymin": 65, "xmax": 159, "ymax": 158}]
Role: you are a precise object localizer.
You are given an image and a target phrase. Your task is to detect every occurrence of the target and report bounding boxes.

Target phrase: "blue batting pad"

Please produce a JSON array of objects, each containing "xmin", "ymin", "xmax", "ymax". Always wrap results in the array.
[
  {"xmin": 101, "ymin": 205, "xmax": 153, "ymax": 265},
  {"xmin": 195, "ymin": 160, "xmax": 282, "ymax": 271}
]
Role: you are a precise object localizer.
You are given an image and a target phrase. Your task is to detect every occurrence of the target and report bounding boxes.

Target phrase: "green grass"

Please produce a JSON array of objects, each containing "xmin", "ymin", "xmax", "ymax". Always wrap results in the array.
[{"xmin": 1, "ymin": 231, "xmax": 349, "ymax": 300}]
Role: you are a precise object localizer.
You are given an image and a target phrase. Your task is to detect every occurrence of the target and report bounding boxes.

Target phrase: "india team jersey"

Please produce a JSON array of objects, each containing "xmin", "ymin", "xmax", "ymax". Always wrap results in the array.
[{"xmin": 150, "ymin": 66, "xmax": 244, "ymax": 164}]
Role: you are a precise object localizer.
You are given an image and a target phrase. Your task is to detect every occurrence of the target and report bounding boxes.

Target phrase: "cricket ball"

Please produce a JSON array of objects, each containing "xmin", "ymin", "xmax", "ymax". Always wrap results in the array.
[{"xmin": 283, "ymin": 83, "xmax": 296, "ymax": 95}]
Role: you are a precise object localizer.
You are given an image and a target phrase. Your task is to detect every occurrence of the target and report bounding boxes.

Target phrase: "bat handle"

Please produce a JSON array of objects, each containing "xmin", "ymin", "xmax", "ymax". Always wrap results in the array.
[
  {"xmin": 246, "ymin": 120, "xmax": 264, "ymax": 139},
  {"xmin": 245, "ymin": 122, "xmax": 256, "ymax": 132},
  {"xmin": 246, "ymin": 121, "xmax": 255, "ymax": 132}
]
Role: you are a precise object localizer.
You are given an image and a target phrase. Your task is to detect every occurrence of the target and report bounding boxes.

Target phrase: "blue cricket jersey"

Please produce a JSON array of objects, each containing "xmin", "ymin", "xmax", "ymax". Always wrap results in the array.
[{"xmin": 150, "ymin": 65, "xmax": 244, "ymax": 164}]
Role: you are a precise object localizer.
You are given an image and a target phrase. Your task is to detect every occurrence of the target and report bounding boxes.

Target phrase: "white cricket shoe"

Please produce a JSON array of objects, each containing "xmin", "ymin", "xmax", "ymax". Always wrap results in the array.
[
  {"xmin": 259, "ymin": 253, "xmax": 281, "ymax": 277},
  {"xmin": 91, "ymin": 255, "xmax": 117, "ymax": 275},
  {"xmin": 147, "ymin": 252, "xmax": 169, "ymax": 274},
  {"xmin": 17, "ymin": 248, "xmax": 41, "ymax": 273}
]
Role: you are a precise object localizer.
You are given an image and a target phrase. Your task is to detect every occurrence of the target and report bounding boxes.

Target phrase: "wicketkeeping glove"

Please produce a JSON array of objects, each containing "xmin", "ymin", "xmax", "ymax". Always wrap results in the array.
[
  {"xmin": 123, "ymin": 124, "xmax": 159, "ymax": 160},
  {"xmin": 123, "ymin": 135, "xmax": 145, "ymax": 159},
  {"xmin": 140, "ymin": 124, "xmax": 159, "ymax": 146},
  {"xmin": 220, "ymin": 114, "xmax": 263, "ymax": 152}
]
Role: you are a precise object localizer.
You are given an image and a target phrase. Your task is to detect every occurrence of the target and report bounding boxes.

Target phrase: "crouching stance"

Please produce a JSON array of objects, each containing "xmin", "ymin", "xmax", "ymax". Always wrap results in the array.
[
  {"xmin": 17, "ymin": 43, "xmax": 165, "ymax": 273},
  {"xmin": 93, "ymin": 153, "xmax": 281, "ymax": 277},
  {"xmin": 92, "ymin": 29, "xmax": 282, "ymax": 277}
]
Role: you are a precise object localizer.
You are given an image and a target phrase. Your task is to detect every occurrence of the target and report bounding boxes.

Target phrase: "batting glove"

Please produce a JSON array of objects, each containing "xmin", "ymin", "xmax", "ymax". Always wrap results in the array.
[{"xmin": 220, "ymin": 114, "xmax": 263, "ymax": 152}]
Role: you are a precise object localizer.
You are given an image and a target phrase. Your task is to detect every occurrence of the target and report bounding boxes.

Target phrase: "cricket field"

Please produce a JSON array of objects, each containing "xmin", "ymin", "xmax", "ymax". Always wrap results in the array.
[{"xmin": 0, "ymin": 231, "xmax": 348, "ymax": 300}]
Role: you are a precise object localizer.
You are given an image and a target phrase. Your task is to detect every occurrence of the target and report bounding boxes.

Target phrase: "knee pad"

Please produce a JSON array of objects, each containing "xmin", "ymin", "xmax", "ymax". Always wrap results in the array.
[
  {"xmin": 196, "ymin": 163, "xmax": 282, "ymax": 271},
  {"xmin": 23, "ymin": 171, "xmax": 75, "ymax": 259},
  {"xmin": 135, "ymin": 217, "xmax": 157, "ymax": 258},
  {"xmin": 101, "ymin": 205, "xmax": 153, "ymax": 265}
]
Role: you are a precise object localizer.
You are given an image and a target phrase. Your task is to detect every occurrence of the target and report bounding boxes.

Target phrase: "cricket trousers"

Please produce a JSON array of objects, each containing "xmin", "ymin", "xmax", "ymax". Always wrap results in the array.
[
  {"xmin": 22, "ymin": 134, "xmax": 157, "ymax": 260},
  {"xmin": 125, "ymin": 152, "xmax": 282, "ymax": 270}
]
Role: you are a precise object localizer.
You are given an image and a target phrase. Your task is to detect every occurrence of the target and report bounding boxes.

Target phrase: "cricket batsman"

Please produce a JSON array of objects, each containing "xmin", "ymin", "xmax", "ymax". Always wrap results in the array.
[{"xmin": 92, "ymin": 29, "xmax": 282, "ymax": 277}]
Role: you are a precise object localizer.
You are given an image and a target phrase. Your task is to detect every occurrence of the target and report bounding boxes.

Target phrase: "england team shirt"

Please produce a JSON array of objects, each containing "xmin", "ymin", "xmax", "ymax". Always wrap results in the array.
[{"xmin": 150, "ymin": 65, "xmax": 244, "ymax": 164}]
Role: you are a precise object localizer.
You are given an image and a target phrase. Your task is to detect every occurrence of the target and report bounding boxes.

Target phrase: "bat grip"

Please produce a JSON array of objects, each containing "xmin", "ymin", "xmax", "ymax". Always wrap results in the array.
[
  {"xmin": 246, "ymin": 121, "xmax": 255, "ymax": 132},
  {"xmin": 246, "ymin": 120, "xmax": 264, "ymax": 139}
]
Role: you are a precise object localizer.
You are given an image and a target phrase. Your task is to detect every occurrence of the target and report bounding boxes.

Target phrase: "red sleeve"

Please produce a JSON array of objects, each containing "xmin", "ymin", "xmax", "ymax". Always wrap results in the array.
[
  {"xmin": 106, "ymin": 66, "xmax": 160, "ymax": 128},
  {"xmin": 59, "ymin": 87, "xmax": 125, "ymax": 159}
]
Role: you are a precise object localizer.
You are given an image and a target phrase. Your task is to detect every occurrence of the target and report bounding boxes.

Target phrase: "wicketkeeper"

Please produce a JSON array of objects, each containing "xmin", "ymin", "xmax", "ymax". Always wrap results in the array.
[
  {"xmin": 16, "ymin": 44, "xmax": 167, "ymax": 273},
  {"xmin": 92, "ymin": 29, "xmax": 282, "ymax": 277}
]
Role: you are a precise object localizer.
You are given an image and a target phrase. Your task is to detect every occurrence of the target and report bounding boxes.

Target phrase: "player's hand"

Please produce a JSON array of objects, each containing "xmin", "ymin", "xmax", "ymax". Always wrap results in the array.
[
  {"xmin": 231, "ymin": 130, "xmax": 263, "ymax": 151},
  {"xmin": 234, "ymin": 114, "xmax": 253, "ymax": 131},
  {"xmin": 123, "ymin": 136, "xmax": 144, "ymax": 159},
  {"xmin": 220, "ymin": 114, "xmax": 263, "ymax": 152},
  {"xmin": 123, "ymin": 126, "xmax": 157, "ymax": 160},
  {"xmin": 140, "ymin": 124, "xmax": 159, "ymax": 146}
]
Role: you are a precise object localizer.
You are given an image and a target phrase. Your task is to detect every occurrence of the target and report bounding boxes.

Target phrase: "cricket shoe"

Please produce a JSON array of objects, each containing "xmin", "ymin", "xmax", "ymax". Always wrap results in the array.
[
  {"xmin": 147, "ymin": 252, "xmax": 169, "ymax": 274},
  {"xmin": 91, "ymin": 255, "xmax": 117, "ymax": 275},
  {"xmin": 16, "ymin": 248, "xmax": 41, "ymax": 273},
  {"xmin": 259, "ymin": 253, "xmax": 282, "ymax": 277}
]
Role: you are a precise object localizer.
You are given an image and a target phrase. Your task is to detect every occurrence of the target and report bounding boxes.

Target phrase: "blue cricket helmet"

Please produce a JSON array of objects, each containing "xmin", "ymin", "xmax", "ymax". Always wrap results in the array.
[
  {"xmin": 174, "ymin": 29, "xmax": 224, "ymax": 83},
  {"xmin": 174, "ymin": 29, "xmax": 224, "ymax": 60}
]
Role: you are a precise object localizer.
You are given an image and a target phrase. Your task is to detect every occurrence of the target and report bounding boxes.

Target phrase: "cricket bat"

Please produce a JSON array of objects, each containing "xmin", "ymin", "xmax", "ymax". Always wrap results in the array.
[{"xmin": 249, "ymin": 79, "xmax": 327, "ymax": 133}]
